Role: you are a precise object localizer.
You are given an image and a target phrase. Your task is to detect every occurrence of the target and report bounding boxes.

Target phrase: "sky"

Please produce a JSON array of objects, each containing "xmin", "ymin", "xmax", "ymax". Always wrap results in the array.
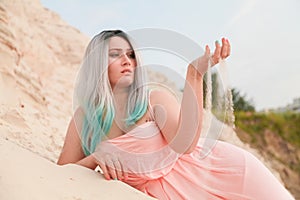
[{"xmin": 41, "ymin": 0, "xmax": 300, "ymax": 111}]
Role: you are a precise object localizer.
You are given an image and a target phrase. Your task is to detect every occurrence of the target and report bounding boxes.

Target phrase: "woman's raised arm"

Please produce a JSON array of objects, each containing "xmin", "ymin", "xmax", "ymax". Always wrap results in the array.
[{"xmin": 152, "ymin": 38, "xmax": 231, "ymax": 154}]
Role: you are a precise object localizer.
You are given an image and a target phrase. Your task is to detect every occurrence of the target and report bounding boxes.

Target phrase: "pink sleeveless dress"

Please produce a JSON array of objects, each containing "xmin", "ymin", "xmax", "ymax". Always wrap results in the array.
[{"xmin": 96, "ymin": 121, "xmax": 294, "ymax": 200}]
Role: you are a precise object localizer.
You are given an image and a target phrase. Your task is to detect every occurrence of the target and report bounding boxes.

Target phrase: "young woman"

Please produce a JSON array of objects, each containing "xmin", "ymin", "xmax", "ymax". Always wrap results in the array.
[{"xmin": 58, "ymin": 30, "xmax": 294, "ymax": 200}]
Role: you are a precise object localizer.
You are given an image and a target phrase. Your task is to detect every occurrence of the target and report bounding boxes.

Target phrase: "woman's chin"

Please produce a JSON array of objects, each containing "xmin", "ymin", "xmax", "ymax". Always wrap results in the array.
[{"xmin": 113, "ymin": 78, "xmax": 134, "ymax": 89}]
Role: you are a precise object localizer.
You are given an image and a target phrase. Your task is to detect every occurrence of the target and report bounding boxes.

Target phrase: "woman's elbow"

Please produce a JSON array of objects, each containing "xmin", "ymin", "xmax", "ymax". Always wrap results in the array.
[
  {"xmin": 183, "ymin": 145, "xmax": 196, "ymax": 154},
  {"xmin": 169, "ymin": 142, "xmax": 197, "ymax": 154},
  {"xmin": 57, "ymin": 157, "xmax": 68, "ymax": 165}
]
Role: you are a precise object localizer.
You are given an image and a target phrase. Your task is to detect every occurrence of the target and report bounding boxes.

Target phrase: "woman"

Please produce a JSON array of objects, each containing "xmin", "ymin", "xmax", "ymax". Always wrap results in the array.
[{"xmin": 58, "ymin": 30, "xmax": 294, "ymax": 200}]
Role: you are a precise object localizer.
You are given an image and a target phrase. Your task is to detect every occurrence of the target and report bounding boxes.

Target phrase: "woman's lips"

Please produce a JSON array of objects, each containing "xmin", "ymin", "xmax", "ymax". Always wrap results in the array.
[{"xmin": 121, "ymin": 68, "xmax": 132, "ymax": 73}]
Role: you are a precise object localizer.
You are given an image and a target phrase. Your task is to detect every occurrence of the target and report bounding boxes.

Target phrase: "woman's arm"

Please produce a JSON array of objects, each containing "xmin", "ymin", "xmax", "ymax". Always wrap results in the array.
[
  {"xmin": 57, "ymin": 109, "xmax": 127, "ymax": 180},
  {"xmin": 57, "ymin": 109, "xmax": 97, "ymax": 170},
  {"xmin": 152, "ymin": 38, "xmax": 230, "ymax": 154},
  {"xmin": 151, "ymin": 66, "xmax": 204, "ymax": 154}
]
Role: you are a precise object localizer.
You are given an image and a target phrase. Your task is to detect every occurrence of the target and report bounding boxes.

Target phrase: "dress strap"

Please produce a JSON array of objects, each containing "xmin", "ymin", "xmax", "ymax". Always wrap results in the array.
[{"xmin": 147, "ymin": 89, "xmax": 156, "ymax": 121}]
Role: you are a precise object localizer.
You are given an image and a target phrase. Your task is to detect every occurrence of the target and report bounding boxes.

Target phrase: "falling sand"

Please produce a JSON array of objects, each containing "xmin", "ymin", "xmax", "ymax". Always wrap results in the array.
[{"xmin": 205, "ymin": 59, "xmax": 235, "ymax": 129}]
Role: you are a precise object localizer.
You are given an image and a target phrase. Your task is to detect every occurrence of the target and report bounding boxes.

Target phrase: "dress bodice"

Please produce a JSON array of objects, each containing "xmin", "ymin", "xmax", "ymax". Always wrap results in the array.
[{"xmin": 94, "ymin": 121, "xmax": 179, "ymax": 186}]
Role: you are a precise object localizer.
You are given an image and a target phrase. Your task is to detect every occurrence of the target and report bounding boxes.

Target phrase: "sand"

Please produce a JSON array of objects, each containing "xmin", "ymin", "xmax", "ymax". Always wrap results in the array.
[{"xmin": 0, "ymin": 136, "xmax": 154, "ymax": 200}]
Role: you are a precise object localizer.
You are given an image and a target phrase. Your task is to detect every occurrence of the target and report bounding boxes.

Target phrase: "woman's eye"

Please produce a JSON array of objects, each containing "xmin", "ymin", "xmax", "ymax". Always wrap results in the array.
[
  {"xmin": 128, "ymin": 52, "xmax": 135, "ymax": 59},
  {"xmin": 109, "ymin": 53, "xmax": 120, "ymax": 58}
]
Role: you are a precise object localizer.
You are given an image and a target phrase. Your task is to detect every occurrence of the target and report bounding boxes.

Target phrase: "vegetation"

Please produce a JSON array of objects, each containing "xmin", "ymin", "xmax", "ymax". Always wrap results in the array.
[
  {"xmin": 202, "ymin": 71, "xmax": 300, "ymax": 151},
  {"xmin": 235, "ymin": 111, "xmax": 300, "ymax": 148},
  {"xmin": 231, "ymin": 88, "xmax": 255, "ymax": 112},
  {"xmin": 234, "ymin": 110, "xmax": 300, "ymax": 187}
]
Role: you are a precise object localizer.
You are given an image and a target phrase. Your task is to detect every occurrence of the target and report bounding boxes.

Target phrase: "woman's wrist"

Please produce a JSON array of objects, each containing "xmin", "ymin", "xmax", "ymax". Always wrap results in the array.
[
  {"xmin": 76, "ymin": 154, "xmax": 98, "ymax": 169},
  {"xmin": 187, "ymin": 64, "xmax": 204, "ymax": 80}
]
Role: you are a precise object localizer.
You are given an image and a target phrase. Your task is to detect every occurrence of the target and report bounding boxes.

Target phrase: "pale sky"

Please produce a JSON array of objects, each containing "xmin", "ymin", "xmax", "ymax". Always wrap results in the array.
[{"xmin": 41, "ymin": 0, "xmax": 300, "ymax": 111}]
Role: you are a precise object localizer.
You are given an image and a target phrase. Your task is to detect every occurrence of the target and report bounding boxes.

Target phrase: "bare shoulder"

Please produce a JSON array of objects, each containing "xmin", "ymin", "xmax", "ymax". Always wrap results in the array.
[
  {"xmin": 150, "ymin": 89, "xmax": 180, "ymax": 106},
  {"xmin": 74, "ymin": 106, "xmax": 85, "ymax": 123}
]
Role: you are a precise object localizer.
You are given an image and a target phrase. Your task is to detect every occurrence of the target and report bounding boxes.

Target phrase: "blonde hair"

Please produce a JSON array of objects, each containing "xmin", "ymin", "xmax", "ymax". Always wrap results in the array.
[{"xmin": 75, "ymin": 30, "xmax": 148, "ymax": 155}]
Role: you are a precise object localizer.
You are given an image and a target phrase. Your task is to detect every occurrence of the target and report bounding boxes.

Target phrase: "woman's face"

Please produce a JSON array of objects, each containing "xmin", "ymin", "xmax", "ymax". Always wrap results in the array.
[{"xmin": 108, "ymin": 36, "xmax": 137, "ymax": 89}]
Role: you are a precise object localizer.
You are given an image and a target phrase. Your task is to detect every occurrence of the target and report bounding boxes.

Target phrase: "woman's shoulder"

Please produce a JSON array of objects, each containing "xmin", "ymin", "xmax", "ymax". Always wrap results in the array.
[
  {"xmin": 149, "ymin": 89, "xmax": 179, "ymax": 106},
  {"xmin": 72, "ymin": 106, "xmax": 86, "ymax": 123}
]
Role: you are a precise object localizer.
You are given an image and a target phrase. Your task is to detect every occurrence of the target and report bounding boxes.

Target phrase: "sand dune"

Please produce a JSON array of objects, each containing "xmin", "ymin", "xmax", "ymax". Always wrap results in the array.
[
  {"xmin": 0, "ymin": 0, "xmax": 154, "ymax": 198},
  {"xmin": 0, "ymin": 137, "xmax": 154, "ymax": 200}
]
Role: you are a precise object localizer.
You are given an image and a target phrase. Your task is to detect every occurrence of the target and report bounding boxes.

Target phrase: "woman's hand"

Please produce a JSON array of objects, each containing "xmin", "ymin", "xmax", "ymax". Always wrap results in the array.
[
  {"xmin": 191, "ymin": 38, "xmax": 231, "ymax": 75},
  {"xmin": 92, "ymin": 152, "xmax": 128, "ymax": 181}
]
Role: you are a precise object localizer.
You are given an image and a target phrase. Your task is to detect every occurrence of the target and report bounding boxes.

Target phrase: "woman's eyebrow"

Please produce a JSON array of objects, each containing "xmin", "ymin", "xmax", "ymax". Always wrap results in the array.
[{"xmin": 109, "ymin": 48, "xmax": 133, "ymax": 51}]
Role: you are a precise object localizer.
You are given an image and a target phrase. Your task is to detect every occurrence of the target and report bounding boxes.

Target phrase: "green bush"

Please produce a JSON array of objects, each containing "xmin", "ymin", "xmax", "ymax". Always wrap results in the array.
[{"xmin": 235, "ymin": 111, "xmax": 300, "ymax": 148}]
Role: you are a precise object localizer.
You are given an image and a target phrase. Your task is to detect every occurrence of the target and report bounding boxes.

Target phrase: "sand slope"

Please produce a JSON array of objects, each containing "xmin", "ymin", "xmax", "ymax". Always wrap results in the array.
[{"xmin": 0, "ymin": 137, "xmax": 154, "ymax": 200}]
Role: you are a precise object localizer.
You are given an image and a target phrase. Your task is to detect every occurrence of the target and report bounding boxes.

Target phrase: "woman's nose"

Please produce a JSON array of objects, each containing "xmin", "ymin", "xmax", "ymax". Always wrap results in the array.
[{"xmin": 121, "ymin": 53, "xmax": 131, "ymax": 66}]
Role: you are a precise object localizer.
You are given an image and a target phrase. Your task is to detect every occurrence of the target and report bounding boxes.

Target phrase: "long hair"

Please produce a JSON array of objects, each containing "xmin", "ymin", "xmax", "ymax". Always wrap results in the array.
[{"xmin": 75, "ymin": 30, "xmax": 148, "ymax": 156}]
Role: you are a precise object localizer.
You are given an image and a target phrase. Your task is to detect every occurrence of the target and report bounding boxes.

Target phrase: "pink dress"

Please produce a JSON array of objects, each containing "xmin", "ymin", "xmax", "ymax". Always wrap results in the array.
[{"xmin": 97, "ymin": 121, "xmax": 294, "ymax": 200}]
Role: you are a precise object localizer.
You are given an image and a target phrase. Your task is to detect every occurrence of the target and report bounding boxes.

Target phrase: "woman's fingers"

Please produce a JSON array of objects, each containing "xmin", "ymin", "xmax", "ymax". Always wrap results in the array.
[
  {"xmin": 227, "ymin": 39, "xmax": 231, "ymax": 57},
  {"xmin": 205, "ymin": 45, "xmax": 211, "ymax": 57},
  {"xmin": 112, "ymin": 157, "xmax": 124, "ymax": 180},
  {"xmin": 210, "ymin": 37, "xmax": 231, "ymax": 65},
  {"xmin": 97, "ymin": 154, "xmax": 125, "ymax": 181},
  {"xmin": 221, "ymin": 38, "xmax": 227, "ymax": 59},
  {"xmin": 98, "ymin": 159, "xmax": 111, "ymax": 180},
  {"xmin": 212, "ymin": 40, "xmax": 221, "ymax": 64},
  {"xmin": 104, "ymin": 155, "xmax": 118, "ymax": 180},
  {"xmin": 221, "ymin": 38, "xmax": 231, "ymax": 59}
]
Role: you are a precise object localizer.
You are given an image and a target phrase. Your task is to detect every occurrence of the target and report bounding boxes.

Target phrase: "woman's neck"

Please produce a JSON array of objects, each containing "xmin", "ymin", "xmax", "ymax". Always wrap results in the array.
[
  {"xmin": 113, "ymin": 87, "xmax": 129, "ymax": 118},
  {"xmin": 112, "ymin": 87, "xmax": 131, "ymax": 131}
]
